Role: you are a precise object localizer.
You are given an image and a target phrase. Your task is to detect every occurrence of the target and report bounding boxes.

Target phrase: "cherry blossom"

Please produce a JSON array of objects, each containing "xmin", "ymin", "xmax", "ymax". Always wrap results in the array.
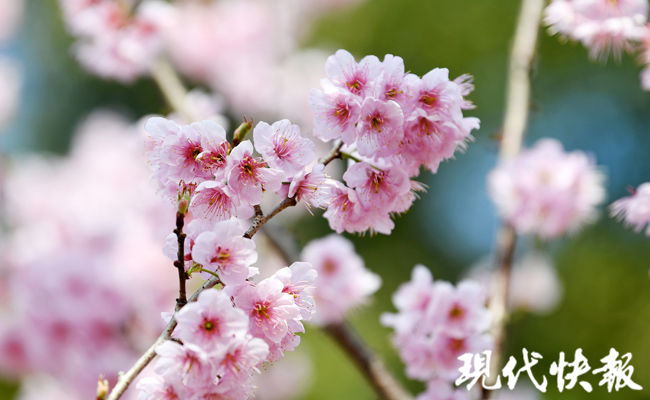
[
  {"xmin": 545, "ymin": 0, "xmax": 648, "ymax": 59},
  {"xmin": 253, "ymin": 119, "xmax": 316, "ymax": 178},
  {"xmin": 610, "ymin": 182, "xmax": 650, "ymax": 235},
  {"xmin": 488, "ymin": 138, "xmax": 605, "ymax": 239},
  {"xmin": 301, "ymin": 235, "xmax": 381, "ymax": 325},
  {"xmin": 226, "ymin": 140, "xmax": 283, "ymax": 206},
  {"xmin": 191, "ymin": 219, "xmax": 258, "ymax": 284}
]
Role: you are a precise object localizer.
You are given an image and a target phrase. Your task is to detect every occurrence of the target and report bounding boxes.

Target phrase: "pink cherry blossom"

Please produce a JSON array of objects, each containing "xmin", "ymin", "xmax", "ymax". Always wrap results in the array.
[
  {"xmin": 488, "ymin": 138, "xmax": 605, "ymax": 239},
  {"xmin": 343, "ymin": 161, "xmax": 410, "ymax": 211},
  {"xmin": 321, "ymin": 181, "xmax": 366, "ymax": 234},
  {"xmin": 233, "ymin": 277, "xmax": 302, "ymax": 346},
  {"xmin": 310, "ymin": 84, "xmax": 361, "ymax": 142},
  {"xmin": 214, "ymin": 335, "xmax": 269, "ymax": 385},
  {"xmin": 325, "ymin": 49, "xmax": 380, "ymax": 97},
  {"xmin": 426, "ymin": 281, "xmax": 491, "ymax": 337},
  {"xmin": 174, "ymin": 289, "xmax": 249, "ymax": 350},
  {"xmin": 271, "ymin": 262, "xmax": 318, "ymax": 320},
  {"xmin": 194, "ymin": 120, "xmax": 230, "ymax": 179},
  {"xmin": 145, "ymin": 117, "xmax": 222, "ymax": 193},
  {"xmin": 190, "ymin": 181, "xmax": 253, "ymax": 222},
  {"xmin": 136, "ymin": 372, "xmax": 189, "ymax": 400},
  {"xmin": 191, "ymin": 219, "xmax": 257, "ymax": 285},
  {"xmin": 374, "ymin": 54, "xmax": 412, "ymax": 106},
  {"xmin": 354, "ymin": 97, "xmax": 404, "ymax": 157},
  {"xmin": 401, "ymin": 110, "xmax": 478, "ymax": 175},
  {"xmin": 63, "ymin": 0, "xmax": 170, "ymax": 82},
  {"xmin": 253, "ymin": 120, "xmax": 315, "ymax": 178},
  {"xmin": 226, "ymin": 140, "xmax": 283, "ymax": 206},
  {"xmin": 154, "ymin": 341, "xmax": 213, "ymax": 387},
  {"xmin": 611, "ymin": 182, "xmax": 650, "ymax": 235},
  {"xmin": 383, "ymin": 265, "xmax": 493, "ymax": 383},
  {"xmin": 545, "ymin": 0, "xmax": 648, "ymax": 59},
  {"xmin": 301, "ymin": 235, "xmax": 381, "ymax": 325},
  {"xmin": 287, "ymin": 163, "xmax": 332, "ymax": 209}
]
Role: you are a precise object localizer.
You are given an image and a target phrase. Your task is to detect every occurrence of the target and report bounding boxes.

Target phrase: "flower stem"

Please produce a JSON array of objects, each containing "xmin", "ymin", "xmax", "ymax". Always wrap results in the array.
[
  {"xmin": 483, "ymin": 0, "xmax": 545, "ymax": 396},
  {"xmin": 173, "ymin": 211, "xmax": 188, "ymax": 310}
]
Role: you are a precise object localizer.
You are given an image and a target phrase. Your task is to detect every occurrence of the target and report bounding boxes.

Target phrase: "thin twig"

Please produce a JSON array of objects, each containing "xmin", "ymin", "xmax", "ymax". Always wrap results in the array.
[
  {"xmin": 173, "ymin": 212, "xmax": 188, "ymax": 310},
  {"xmin": 243, "ymin": 197, "xmax": 297, "ymax": 239},
  {"xmin": 325, "ymin": 323, "xmax": 412, "ymax": 400},
  {"xmin": 319, "ymin": 141, "xmax": 343, "ymax": 165},
  {"xmin": 483, "ymin": 0, "xmax": 545, "ymax": 396}
]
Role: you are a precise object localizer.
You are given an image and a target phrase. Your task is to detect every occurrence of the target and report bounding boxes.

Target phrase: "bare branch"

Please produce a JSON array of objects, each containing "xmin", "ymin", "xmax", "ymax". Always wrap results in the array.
[
  {"xmin": 325, "ymin": 323, "xmax": 412, "ymax": 400},
  {"xmin": 483, "ymin": 0, "xmax": 545, "ymax": 396},
  {"xmin": 319, "ymin": 141, "xmax": 344, "ymax": 166},
  {"xmin": 173, "ymin": 211, "xmax": 188, "ymax": 310}
]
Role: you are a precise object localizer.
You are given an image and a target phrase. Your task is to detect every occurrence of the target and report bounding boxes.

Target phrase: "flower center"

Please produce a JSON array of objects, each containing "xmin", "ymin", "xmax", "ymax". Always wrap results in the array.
[
  {"xmin": 368, "ymin": 113, "xmax": 384, "ymax": 132},
  {"xmin": 450, "ymin": 338, "xmax": 465, "ymax": 352},
  {"xmin": 203, "ymin": 319, "xmax": 216, "ymax": 332},
  {"xmin": 419, "ymin": 92, "xmax": 438, "ymax": 108},
  {"xmin": 254, "ymin": 302, "xmax": 271, "ymax": 319},
  {"xmin": 449, "ymin": 305, "xmax": 465, "ymax": 319}
]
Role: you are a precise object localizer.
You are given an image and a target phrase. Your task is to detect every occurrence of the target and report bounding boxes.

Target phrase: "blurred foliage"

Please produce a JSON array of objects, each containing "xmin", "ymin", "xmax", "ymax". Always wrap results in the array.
[{"xmin": 1, "ymin": 0, "xmax": 650, "ymax": 399}]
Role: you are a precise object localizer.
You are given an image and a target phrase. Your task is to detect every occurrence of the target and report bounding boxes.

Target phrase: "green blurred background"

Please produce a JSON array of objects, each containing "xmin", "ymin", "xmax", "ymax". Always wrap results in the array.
[{"xmin": 1, "ymin": 0, "xmax": 649, "ymax": 399}]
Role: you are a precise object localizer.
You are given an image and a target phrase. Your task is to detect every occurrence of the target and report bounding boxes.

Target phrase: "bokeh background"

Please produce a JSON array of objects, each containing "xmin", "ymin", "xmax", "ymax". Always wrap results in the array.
[{"xmin": 1, "ymin": 0, "xmax": 649, "ymax": 399}]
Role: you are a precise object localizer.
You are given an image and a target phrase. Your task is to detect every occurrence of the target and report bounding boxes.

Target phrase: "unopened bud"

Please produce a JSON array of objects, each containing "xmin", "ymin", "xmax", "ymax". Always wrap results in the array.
[
  {"xmin": 232, "ymin": 118, "xmax": 253, "ymax": 147},
  {"xmin": 96, "ymin": 375, "xmax": 109, "ymax": 400}
]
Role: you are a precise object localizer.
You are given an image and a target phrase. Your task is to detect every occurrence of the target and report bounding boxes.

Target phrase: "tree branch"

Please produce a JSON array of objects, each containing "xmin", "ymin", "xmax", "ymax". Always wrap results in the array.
[
  {"xmin": 325, "ymin": 323, "xmax": 412, "ymax": 400},
  {"xmin": 319, "ymin": 141, "xmax": 343, "ymax": 166},
  {"xmin": 173, "ymin": 211, "xmax": 188, "ymax": 310},
  {"xmin": 483, "ymin": 0, "xmax": 545, "ymax": 396}
]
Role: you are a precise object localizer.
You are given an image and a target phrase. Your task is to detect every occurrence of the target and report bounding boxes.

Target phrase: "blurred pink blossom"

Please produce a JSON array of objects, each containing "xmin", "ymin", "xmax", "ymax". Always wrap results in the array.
[
  {"xmin": 300, "ymin": 235, "xmax": 381, "ymax": 325},
  {"xmin": 488, "ymin": 138, "xmax": 605, "ymax": 239},
  {"xmin": 545, "ymin": 0, "xmax": 648, "ymax": 59},
  {"xmin": 611, "ymin": 182, "xmax": 650, "ymax": 235}
]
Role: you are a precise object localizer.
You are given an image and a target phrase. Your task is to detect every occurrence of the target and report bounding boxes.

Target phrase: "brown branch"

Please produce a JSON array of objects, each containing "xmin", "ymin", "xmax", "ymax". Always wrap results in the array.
[
  {"xmin": 483, "ymin": 0, "xmax": 545, "ymax": 396},
  {"xmin": 243, "ymin": 197, "xmax": 297, "ymax": 239},
  {"xmin": 319, "ymin": 141, "xmax": 343, "ymax": 166},
  {"xmin": 173, "ymin": 212, "xmax": 188, "ymax": 310},
  {"xmin": 325, "ymin": 323, "xmax": 412, "ymax": 400}
]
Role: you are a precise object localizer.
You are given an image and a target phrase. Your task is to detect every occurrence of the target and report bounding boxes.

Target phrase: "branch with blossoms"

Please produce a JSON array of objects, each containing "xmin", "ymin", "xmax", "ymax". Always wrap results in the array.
[{"xmin": 100, "ymin": 39, "xmax": 482, "ymax": 398}]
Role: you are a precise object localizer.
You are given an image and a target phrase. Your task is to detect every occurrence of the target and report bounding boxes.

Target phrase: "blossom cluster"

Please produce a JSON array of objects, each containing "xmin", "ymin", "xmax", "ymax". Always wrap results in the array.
[
  {"xmin": 545, "ymin": 0, "xmax": 648, "ymax": 59},
  {"xmin": 145, "ymin": 117, "xmax": 329, "ymax": 222},
  {"xmin": 301, "ymin": 235, "xmax": 381, "ymax": 325},
  {"xmin": 611, "ymin": 182, "xmax": 650, "ymax": 235},
  {"xmin": 488, "ymin": 138, "xmax": 605, "ymax": 239},
  {"xmin": 382, "ymin": 265, "xmax": 493, "ymax": 399},
  {"xmin": 57, "ymin": 0, "xmax": 362, "ymax": 126},
  {"xmin": 138, "ymin": 261, "xmax": 316, "ymax": 399},
  {"xmin": 311, "ymin": 49, "xmax": 479, "ymax": 233},
  {"xmin": 544, "ymin": 0, "xmax": 650, "ymax": 89}
]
